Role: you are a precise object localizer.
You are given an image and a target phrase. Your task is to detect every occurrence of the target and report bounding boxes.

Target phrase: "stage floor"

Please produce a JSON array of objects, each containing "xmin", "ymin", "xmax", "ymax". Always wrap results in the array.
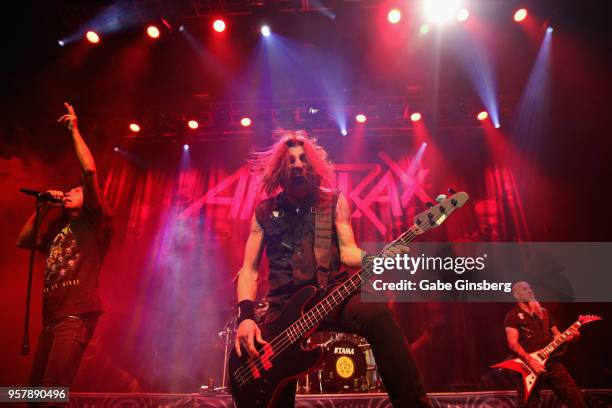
[{"xmin": 67, "ymin": 389, "xmax": 612, "ymax": 407}]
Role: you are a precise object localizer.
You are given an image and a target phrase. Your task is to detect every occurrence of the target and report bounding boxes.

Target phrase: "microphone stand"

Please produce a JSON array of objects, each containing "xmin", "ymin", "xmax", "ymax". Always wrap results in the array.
[{"xmin": 21, "ymin": 198, "xmax": 43, "ymax": 356}]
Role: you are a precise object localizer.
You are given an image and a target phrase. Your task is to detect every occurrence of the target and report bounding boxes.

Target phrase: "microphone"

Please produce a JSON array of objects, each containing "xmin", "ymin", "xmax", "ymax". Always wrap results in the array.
[{"xmin": 19, "ymin": 188, "xmax": 64, "ymax": 204}]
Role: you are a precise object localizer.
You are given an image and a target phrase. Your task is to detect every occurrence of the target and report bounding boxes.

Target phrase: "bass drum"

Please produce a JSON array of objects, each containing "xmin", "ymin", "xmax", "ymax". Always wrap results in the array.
[{"xmin": 320, "ymin": 339, "xmax": 368, "ymax": 393}]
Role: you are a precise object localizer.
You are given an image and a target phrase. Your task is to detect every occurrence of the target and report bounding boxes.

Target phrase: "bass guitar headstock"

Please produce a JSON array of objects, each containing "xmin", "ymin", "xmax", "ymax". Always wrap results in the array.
[{"xmin": 413, "ymin": 189, "xmax": 469, "ymax": 234}]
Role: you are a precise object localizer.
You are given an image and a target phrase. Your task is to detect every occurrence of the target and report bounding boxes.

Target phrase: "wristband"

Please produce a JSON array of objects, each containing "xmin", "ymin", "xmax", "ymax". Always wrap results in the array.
[{"xmin": 237, "ymin": 300, "xmax": 255, "ymax": 325}]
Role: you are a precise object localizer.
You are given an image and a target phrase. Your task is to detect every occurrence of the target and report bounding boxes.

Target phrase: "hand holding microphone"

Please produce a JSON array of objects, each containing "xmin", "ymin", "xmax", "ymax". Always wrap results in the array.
[
  {"xmin": 19, "ymin": 188, "xmax": 64, "ymax": 207},
  {"xmin": 42, "ymin": 190, "xmax": 65, "ymax": 207}
]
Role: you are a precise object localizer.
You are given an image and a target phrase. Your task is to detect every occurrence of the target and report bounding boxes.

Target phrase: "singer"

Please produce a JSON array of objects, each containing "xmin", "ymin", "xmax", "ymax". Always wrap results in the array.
[{"xmin": 15, "ymin": 102, "xmax": 113, "ymax": 392}]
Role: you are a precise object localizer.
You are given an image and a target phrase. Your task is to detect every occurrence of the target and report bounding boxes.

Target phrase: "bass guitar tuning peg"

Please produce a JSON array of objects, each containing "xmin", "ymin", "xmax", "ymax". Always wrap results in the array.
[{"xmin": 435, "ymin": 194, "xmax": 447, "ymax": 203}]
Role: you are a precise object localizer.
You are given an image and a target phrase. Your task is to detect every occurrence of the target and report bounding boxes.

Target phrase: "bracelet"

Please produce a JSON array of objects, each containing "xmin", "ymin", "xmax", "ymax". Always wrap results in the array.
[{"xmin": 237, "ymin": 300, "xmax": 255, "ymax": 325}]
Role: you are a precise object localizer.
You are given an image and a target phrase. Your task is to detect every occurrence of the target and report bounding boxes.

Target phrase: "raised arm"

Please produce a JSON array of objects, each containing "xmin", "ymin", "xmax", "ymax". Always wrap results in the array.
[
  {"xmin": 58, "ymin": 102, "xmax": 102, "ymax": 209},
  {"xmin": 335, "ymin": 192, "xmax": 364, "ymax": 268}
]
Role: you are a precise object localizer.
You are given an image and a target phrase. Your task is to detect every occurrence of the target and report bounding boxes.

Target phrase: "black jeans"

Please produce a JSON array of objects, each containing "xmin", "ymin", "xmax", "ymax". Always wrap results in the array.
[
  {"xmin": 268, "ymin": 292, "xmax": 431, "ymax": 408},
  {"xmin": 518, "ymin": 360, "xmax": 587, "ymax": 408},
  {"xmin": 29, "ymin": 314, "xmax": 98, "ymax": 390}
]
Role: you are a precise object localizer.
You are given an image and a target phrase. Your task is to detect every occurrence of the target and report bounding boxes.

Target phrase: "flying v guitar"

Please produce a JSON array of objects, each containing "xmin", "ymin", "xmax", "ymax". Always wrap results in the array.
[{"xmin": 492, "ymin": 314, "xmax": 602, "ymax": 403}]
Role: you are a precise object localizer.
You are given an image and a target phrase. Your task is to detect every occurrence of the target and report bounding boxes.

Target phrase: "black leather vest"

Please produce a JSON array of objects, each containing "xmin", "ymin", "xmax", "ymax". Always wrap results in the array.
[{"xmin": 255, "ymin": 190, "xmax": 343, "ymax": 309}]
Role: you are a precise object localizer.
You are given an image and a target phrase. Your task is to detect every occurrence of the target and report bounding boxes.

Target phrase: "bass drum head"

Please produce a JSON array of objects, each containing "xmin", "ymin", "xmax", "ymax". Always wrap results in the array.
[{"xmin": 320, "ymin": 340, "xmax": 368, "ymax": 393}]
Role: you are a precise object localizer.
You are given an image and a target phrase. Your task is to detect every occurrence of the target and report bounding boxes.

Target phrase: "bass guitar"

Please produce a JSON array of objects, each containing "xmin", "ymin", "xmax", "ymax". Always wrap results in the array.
[{"xmin": 229, "ymin": 191, "xmax": 469, "ymax": 408}]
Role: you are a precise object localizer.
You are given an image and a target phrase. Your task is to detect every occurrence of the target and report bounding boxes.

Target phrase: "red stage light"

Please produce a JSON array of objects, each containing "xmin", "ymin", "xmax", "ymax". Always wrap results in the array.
[
  {"xmin": 129, "ymin": 123, "xmax": 141, "ymax": 133},
  {"xmin": 410, "ymin": 112, "xmax": 422, "ymax": 122},
  {"xmin": 147, "ymin": 25, "xmax": 160, "ymax": 39},
  {"xmin": 240, "ymin": 117, "xmax": 252, "ymax": 127},
  {"xmin": 188, "ymin": 120, "xmax": 199, "ymax": 129},
  {"xmin": 477, "ymin": 111, "xmax": 489, "ymax": 121},
  {"xmin": 213, "ymin": 19, "xmax": 226, "ymax": 33},
  {"xmin": 456, "ymin": 8, "xmax": 470, "ymax": 22},
  {"xmin": 86, "ymin": 31, "xmax": 100, "ymax": 44},
  {"xmin": 514, "ymin": 8, "xmax": 527, "ymax": 22},
  {"xmin": 387, "ymin": 9, "xmax": 401, "ymax": 24},
  {"xmin": 355, "ymin": 114, "xmax": 367, "ymax": 123}
]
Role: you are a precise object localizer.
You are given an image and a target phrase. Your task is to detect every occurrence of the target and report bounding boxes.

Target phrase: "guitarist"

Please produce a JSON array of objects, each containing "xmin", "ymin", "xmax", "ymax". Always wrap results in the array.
[
  {"xmin": 234, "ymin": 130, "xmax": 431, "ymax": 407},
  {"xmin": 504, "ymin": 281, "xmax": 586, "ymax": 407}
]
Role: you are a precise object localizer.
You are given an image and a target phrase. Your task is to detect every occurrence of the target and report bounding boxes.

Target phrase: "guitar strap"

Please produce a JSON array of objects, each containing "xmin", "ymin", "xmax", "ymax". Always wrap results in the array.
[{"xmin": 313, "ymin": 190, "xmax": 334, "ymax": 290}]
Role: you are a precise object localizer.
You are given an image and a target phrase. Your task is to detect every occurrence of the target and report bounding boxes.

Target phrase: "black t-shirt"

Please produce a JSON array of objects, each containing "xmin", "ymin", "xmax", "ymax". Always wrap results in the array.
[
  {"xmin": 504, "ymin": 305, "xmax": 556, "ymax": 353},
  {"xmin": 41, "ymin": 206, "xmax": 111, "ymax": 323}
]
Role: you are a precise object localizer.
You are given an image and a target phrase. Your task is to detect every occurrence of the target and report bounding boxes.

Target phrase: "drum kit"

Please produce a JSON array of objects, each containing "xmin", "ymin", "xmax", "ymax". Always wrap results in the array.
[
  {"xmin": 297, "ymin": 331, "xmax": 382, "ymax": 394},
  {"xmin": 212, "ymin": 301, "xmax": 382, "ymax": 394}
]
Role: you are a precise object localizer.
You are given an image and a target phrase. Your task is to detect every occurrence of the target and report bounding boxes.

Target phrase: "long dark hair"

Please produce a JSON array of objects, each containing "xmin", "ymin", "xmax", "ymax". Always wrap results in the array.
[{"xmin": 250, "ymin": 130, "xmax": 334, "ymax": 196}]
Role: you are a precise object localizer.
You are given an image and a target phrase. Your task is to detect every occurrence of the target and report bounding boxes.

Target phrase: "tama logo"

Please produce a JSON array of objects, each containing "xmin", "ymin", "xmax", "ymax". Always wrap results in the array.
[{"xmin": 334, "ymin": 347, "xmax": 355, "ymax": 355}]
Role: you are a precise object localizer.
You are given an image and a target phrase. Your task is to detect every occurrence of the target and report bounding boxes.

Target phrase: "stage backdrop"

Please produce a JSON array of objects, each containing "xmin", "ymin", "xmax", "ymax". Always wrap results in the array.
[{"xmin": 1, "ymin": 132, "xmax": 610, "ymax": 392}]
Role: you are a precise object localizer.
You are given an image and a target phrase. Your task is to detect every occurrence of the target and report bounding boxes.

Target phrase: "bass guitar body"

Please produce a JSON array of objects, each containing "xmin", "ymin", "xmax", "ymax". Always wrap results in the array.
[{"xmin": 229, "ymin": 286, "xmax": 324, "ymax": 408}]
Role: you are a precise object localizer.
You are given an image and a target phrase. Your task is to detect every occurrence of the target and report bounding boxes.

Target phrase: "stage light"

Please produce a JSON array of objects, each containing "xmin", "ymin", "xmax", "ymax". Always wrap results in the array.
[
  {"xmin": 355, "ymin": 114, "xmax": 367, "ymax": 123},
  {"xmin": 240, "ymin": 117, "xmax": 252, "ymax": 127},
  {"xmin": 187, "ymin": 120, "xmax": 199, "ymax": 129},
  {"xmin": 410, "ymin": 112, "xmax": 422, "ymax": 122},
  {"xmin": 456, "ymin": 8, "xmax": 470, "ymax": 22},
  {"xmin": 514, "ymin": 8, "xmax": 527, "ymax": 22},
  {"xmin": 86, "ymin": 31, "xmax": 100, "ymax": 44},
  {"xmin": 58, "ymin": 39, "xmax": 65, "ymax": 47},
  {"xmin": 341, "ymin": 129, "xmax": 348, "ymax": 136},
  {"xmin": 419, "ymin": 24, "xmax": 430, "ymax": 35},
  {"xmin": 388, "ymin": 9, "xmax": 402, "ymax": 24},
  {"xmin": 147, "ymin": 25, "xmax": 160, "ymax": 39},
  {"xmin": 546, "ymin": 26, "xmax": 553, "ymax": 33},
  {"xmin": 424, "ymin": 0, "xmax": 461, "ymax": 24},
  {"xmin": 183, "ymin": 144, "xmax": 190, "ymax": 151},
  {"xmin": 113, "ymin": 147, "xmax": 119, "ymax": 152},
  {"xmin": 179, "ymin": 25, "xmax": 185, "ymax": 32},
  {"xmin": 477, "ymin": 111, "xmax": 488, "ymax": 121},
  {"xmin": 129, "ymin": 123, "xmax": 141, "ymax": 133},
  {"xmin": 261, "ymin": 25, "xmax": 271, "ymax": 37},
  {"xmin": 213, "ymin": 19, "xmax": 226, "ymax": 33}
]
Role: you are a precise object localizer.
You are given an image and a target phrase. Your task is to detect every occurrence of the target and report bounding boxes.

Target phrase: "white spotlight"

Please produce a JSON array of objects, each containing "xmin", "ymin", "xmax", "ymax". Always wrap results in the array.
[
  {"xmin": 261, "ymin": 25, "xmax": 271, "ymax": 37},
  {"xmin": 456, "ymin": 8, "xmax": 470, "ymax": 22},
  {"xmin": 424, "ymin": 0, "xmax": 461, "ymax": 24}
]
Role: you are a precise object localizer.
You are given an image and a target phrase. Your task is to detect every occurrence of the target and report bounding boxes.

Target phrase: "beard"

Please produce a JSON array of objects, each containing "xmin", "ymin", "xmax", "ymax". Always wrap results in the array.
[
  {"xmin": 528, "ymin": 300, "xmax": 544, "ymax": 319},
  {"xmin": 286, "ymin": 168, "xmax": 318, "ymax": 197}
]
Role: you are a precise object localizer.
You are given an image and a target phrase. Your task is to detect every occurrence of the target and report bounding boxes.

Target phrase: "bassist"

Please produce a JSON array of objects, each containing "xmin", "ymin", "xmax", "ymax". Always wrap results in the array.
[{"xmin": 234, "ymin": 130, "xmax": 431, "ymax": 407}]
